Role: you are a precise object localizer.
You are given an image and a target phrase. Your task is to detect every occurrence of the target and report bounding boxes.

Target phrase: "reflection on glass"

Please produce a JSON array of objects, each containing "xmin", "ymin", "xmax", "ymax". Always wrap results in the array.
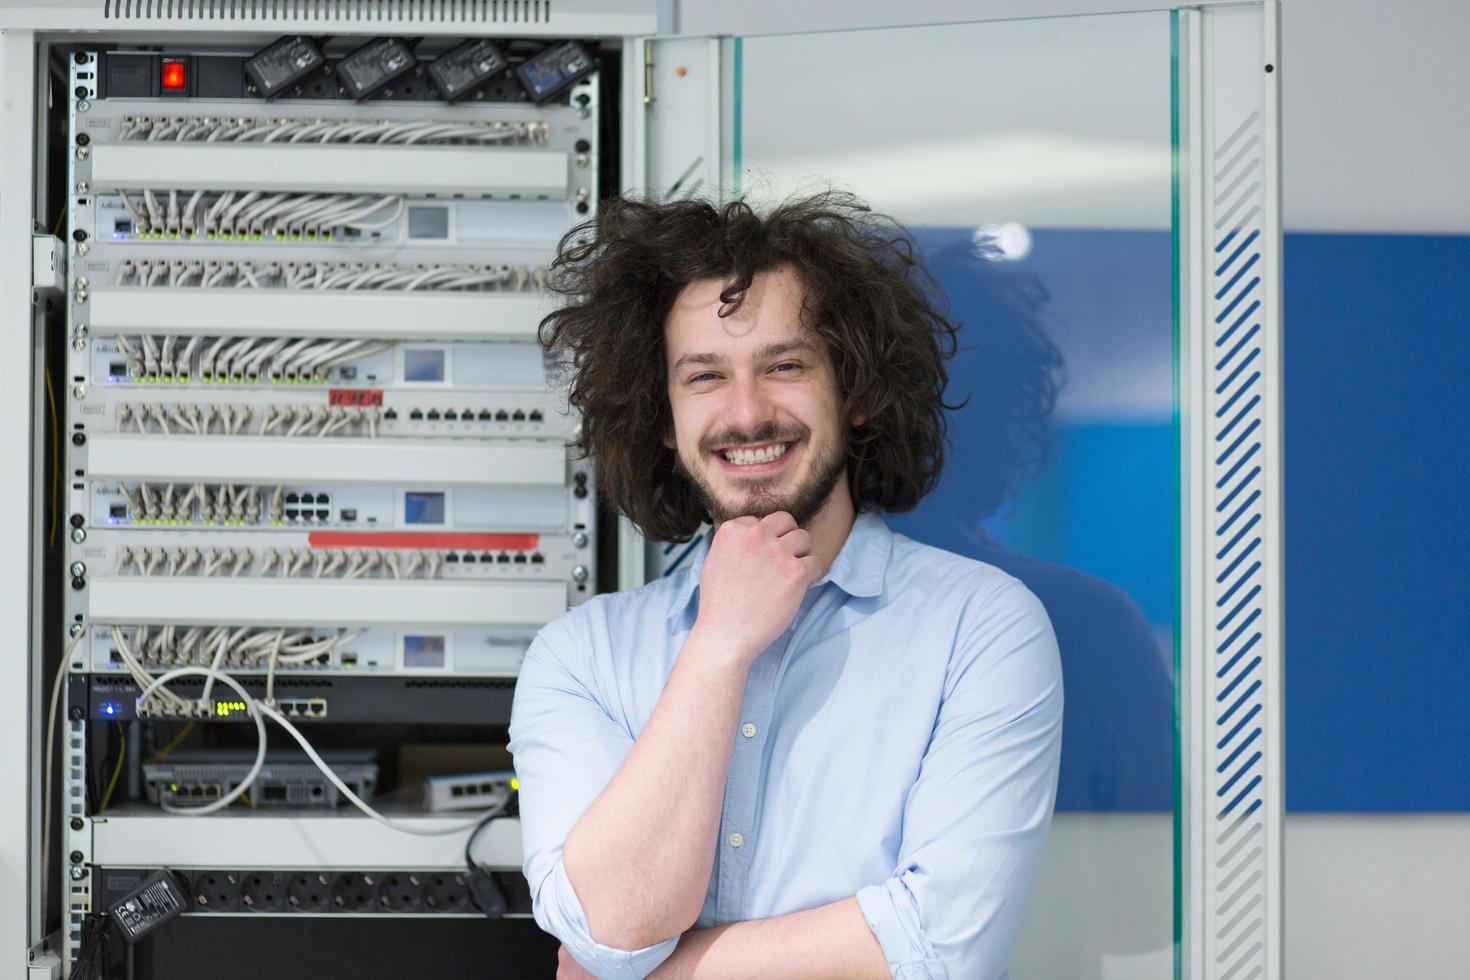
[{"xmin": 736, "ymin": 12, "xmax": 1174, "ymax": 979}]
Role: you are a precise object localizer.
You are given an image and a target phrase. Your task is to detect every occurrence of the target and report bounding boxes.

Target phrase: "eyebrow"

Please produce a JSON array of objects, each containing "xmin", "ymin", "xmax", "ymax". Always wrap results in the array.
[{"xmin": 671, "ymin": 338, "xmax": 819, "ymax": 374}]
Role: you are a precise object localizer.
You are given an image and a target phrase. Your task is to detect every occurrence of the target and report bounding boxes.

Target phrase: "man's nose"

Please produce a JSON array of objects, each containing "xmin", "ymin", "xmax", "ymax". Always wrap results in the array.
[{"xmin": 723, "ymin": 375, "xmax": 776, "ymax": 434}]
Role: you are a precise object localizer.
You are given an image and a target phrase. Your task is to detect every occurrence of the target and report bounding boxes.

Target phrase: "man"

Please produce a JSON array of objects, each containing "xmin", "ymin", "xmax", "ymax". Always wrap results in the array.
[{"xmin": 508, "ymin": 192, "xmax": 1063, "ymax": 979}]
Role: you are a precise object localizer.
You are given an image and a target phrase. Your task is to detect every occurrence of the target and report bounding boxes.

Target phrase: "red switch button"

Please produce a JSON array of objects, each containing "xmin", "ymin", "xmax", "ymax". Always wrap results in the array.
[{"xmin": 161, "ymin": 59, "xmax": 187, "ymax": 92}]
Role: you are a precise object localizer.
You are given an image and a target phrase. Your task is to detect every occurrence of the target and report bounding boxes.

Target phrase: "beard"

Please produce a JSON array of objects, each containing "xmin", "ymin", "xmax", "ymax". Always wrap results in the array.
[{"xmin": 674, "ymin": 419, "xmax": 849, "ymax": 528}]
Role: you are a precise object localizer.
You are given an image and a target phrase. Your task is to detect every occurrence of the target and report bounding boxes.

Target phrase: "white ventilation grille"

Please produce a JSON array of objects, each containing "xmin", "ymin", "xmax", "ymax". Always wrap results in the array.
[{"xmin": 101, "ymin": 0, "xmax": 553, "ymax": 25}]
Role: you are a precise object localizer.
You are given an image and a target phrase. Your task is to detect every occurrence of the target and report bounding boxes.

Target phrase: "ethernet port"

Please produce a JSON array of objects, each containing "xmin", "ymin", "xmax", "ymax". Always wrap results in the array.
[
  {"xmin": 513, "ymin": 553, "xmax": 528, "ymax": 564},
  {"xmin": 530, "ymin": 552, "xmax": 545, "ymax": 564},
  {"xmin": 495, "ymin": 553, "xmax": 511, "ymax": 564},
  {"xmin": 477, "ymin": 410, "xmax": 493, "ymax": 421},
  {"xmin": 285, "ymin": 493, "xmax": 300, "ymax": 504},
  {"xmin": 108, "ymin": 504, "xmax": 128, "ymax": 520},
  {"xmin": 425, "ymin": 409, "xmax": 441, "ymax": 421},
  {"xmin": 494, "ymin": 410, "xmax": 509, "ymax": 421},
  {"xmin": 308, "ymin": 700, "xmax": 327, "ymax": 717},
  {"xmin": 314, "ymin": 508, "xmax": 329, "ymax": 520},
  {"xmin": 340, "ymin": 653, "xmax": 357, "ymax": 668},
  {"xmin": 383, "ymin": 408, "xmax": 398, "ymax": 421},
  {"xmin": 340, "ymin": 508, "xmax": 357, "ymax": 521},
  {"xmin": 262, "ymin": 785, "xmax": 287, "ymax": 802},
  {"xmin": 478, "ymin": 553, "xmax": 495, "ymax": 563},
  {"xmin": 529, "ymin": 410, "xmax": 544, "ymax": 422},
  {"xmin": 451, "ymin": 785, "xmax": 465, "ymax": 797},
  {"xmin": 443, "ymin": 410, "xmax": 458, "ymax": 421},
  {"xmin": 445, "ymin": 553, "xmax": 460, "ymax": 563},
  {"xmin": 108, "ymin": 361, "xmax": 127, "ymax": 378},
  {"xmin": 511, "ymin": 410, "xmax": 526, "ymax": 422},
  {"xmin": 300, "ymin": 494, "xmax": 317, "ymax": 504},
  {"xmin": 409, "ymin": 409, "xmax": 423, "ymax": 420}
]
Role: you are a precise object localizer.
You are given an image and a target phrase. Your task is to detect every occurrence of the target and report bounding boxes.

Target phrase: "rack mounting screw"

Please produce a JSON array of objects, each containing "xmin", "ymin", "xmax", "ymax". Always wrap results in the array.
[
  {"xmin": 75, "ymin": 182, "xmax": 88, "ymax": 194},
  {"xmin": 71, "ymin": 528, "xmax": 86, "ymax": 544},
  {"xmin": 70, "ymin": 817, "xmax": 83, "ymax": 831},
  {"xmin": 69, "ymin": 562, "xmax": 86, "ymax": 578},
  {"xmin": 68, "ymin": 850, "xmax": 82, "ymax": 863},
  {"xmin": 68, "ymin": 707, "xmax": 83, "ymax": 721},
  {"xmin": 69, "ymin": 623, "xmax": 84, "ymax": 638},
  {"xmin": 69, "ymin": 865, "xmax": 86, "ymax": 880}
]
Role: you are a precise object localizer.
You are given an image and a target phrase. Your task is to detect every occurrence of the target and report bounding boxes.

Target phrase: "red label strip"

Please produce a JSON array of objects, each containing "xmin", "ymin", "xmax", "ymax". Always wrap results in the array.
[{"xmin": 329, "ymin": 388, "xmax": 385, "ymax": 407}]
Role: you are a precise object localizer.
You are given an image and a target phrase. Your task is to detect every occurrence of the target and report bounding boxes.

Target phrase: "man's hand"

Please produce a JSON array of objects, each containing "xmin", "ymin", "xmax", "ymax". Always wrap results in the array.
[
  {"xmin": 694, "ymin": 512, "xmax": 823, "ymax": 663},
  {"xmin": 557, "ymin": 945, "xmax": 598, "ymax": 979}
]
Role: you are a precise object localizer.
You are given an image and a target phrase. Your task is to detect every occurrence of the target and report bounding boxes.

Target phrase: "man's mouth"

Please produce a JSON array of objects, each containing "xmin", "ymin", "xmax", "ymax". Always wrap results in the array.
[{"xmin": 716, "ymin": 441, "xmax": 794, "ymax": 467}]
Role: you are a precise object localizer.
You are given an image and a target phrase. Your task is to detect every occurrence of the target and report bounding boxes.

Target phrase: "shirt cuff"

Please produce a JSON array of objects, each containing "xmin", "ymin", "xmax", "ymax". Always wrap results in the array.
[
  {"xmin": 534, "ymin": 856, "xmax": 679, "ymax": 980},
  {"xmin": 856, "ymin": 880, "xmax": 949, "ymax": 980}
]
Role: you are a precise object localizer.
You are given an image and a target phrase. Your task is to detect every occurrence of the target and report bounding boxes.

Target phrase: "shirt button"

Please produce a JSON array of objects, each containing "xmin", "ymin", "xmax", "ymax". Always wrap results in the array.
[
  {"xmin": 727, "ymin": 832, "xmax": 744, "ymax": 849},
  {"xmin": 741, "ymin": 723, "xmax": 757, "ymax": 738}
]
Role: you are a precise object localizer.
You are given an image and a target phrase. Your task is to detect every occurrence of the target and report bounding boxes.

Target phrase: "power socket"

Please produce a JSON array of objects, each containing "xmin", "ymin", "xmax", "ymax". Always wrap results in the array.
[
  {"xmin": 239, "ymin": 871, "xmax": 285, "ymax": 912},
  {"xmin": 377, "ymin": 872, "xmax": 424, "ymax": 912},
  {"xmin": 331, "ymin": 873, "xmax": 377, "ymax": 912},
  {"xmin": 286, "ymin": 872, "xmax": 331, "ymax": 912},
  {"xmin": 189, "ymin": 871, "xmax": 239, "ymax": 912},
  {"xmin": 424, "ymin": 872, "xmax": 470, "ymax": 913}
]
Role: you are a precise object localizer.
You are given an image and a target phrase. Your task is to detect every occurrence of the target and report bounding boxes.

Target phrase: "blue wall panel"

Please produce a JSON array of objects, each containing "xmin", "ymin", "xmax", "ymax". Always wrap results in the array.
[
  {"xmin": 893, "ymin": 228, "xmax": 1469, "ymax": 812},
  {"xmin": 1283, "ymin": 232, "xmax": 1470, "ymax": 811}
]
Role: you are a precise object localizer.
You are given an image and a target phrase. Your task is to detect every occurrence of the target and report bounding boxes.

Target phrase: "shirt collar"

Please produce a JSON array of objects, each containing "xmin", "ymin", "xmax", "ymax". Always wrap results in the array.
[{"xmin": 666, "ymin": 510, "xmax": 892, "ymax": 624}]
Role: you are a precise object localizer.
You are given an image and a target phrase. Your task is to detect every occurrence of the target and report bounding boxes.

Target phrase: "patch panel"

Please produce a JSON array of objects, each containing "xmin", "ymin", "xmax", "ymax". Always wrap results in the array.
[
  {"xmin": 84, "ymin": 623, "xmax": 538, "ymax": 678},
  {"xmin": 85, "ymin": 481, "xmax": 588, "ymax": 531}
]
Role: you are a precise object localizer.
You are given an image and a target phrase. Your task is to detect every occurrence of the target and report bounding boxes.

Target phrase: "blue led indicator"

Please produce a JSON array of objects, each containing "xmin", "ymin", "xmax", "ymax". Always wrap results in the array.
[{"xmin": 101, "ymin": 701, "xmax": 118, "ymax": 717}]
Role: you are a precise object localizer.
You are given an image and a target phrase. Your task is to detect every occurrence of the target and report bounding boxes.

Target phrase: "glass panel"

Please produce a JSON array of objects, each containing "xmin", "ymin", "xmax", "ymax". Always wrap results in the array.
[{"xmin": 734, "ymin": 14, "xmax": 1175, "ymax": 979}]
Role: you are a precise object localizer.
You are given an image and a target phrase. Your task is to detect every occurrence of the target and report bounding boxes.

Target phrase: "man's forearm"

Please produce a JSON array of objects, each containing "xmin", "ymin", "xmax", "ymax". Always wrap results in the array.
[
  {"xmin": 562, "ymin": 626, "xmax": 749, "ymax": 950},
  {"xmin": 647, "ymin": 896, "xmax": 889, "ymax": 980}
]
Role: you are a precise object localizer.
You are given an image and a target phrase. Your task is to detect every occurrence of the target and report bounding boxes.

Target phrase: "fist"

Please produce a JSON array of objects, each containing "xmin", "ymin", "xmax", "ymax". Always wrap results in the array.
[{"xmin": 693, "ymin": 512, "xmax": 822, "ymax": 662}]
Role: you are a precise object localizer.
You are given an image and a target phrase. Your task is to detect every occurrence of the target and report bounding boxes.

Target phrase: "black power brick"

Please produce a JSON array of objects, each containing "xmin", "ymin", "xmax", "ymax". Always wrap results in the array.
[
  {"xmin": 514, "ymin": 40, "xmax": 596, "ymax": 103},
  {"xmin": 427, "ymin": 38, "xmax": 509, "ymax": 102},
  {"xmin": 244, "ymin": 36, "xmax": 327, "ymax": 99},
  {"xmin": 337, "ymin": 36, "xmax": 418, "ymax": 101},
  {"xmin": 106, "ymin": 869, "xmax": 187, "ymax": 943}
]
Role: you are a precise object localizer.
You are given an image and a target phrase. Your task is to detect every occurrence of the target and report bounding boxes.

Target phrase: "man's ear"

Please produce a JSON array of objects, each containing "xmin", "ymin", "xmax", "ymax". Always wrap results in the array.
[
  {"xmin": 662, "ymin": 430, "xmax": 676, "ymax": 450},
  {"xmin": 848, "ymin": 398, "xmax": 867, "ymax": 428}
]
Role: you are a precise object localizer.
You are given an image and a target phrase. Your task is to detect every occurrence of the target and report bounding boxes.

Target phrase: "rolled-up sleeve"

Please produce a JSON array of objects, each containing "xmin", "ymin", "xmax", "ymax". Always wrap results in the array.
[
  {"xmin": 507, "ymin": 612, "xmax": 679, "ymax": 979},
  {"xmin": 855, "ymin": 581, "xmax": 1064, "ymax": 980}
]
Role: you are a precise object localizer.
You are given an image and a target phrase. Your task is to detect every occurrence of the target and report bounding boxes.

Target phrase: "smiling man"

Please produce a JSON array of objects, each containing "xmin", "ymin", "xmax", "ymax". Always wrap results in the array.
[{"xmin": 508, "ymin": 193, "xmax": 1064, "ymax": 980}]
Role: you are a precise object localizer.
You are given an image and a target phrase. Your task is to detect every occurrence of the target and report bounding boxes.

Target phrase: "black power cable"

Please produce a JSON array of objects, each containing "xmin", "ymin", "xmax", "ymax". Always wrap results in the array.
[{"xmin": 463, "ymin": 795, "xmax": 518, "ymax": 917}]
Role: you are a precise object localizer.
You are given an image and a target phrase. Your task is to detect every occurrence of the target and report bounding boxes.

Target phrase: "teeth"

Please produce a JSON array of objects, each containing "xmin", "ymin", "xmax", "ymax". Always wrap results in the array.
[{"xmin": 723, "ymin": 443, "xmax": 788, "ymax": 465}]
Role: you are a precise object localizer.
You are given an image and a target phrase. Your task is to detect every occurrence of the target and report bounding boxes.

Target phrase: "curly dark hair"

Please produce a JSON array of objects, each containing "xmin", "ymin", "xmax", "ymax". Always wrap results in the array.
[{"xmin": 538, "ymin": 190, "xmax": 962, "ymax": 542}]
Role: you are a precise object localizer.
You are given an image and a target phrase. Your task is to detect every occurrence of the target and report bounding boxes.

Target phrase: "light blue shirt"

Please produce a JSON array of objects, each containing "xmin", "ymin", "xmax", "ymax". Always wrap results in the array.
[{"xmin": 508, "ymin": 511, "xmax": 1064, "ymax": 980}]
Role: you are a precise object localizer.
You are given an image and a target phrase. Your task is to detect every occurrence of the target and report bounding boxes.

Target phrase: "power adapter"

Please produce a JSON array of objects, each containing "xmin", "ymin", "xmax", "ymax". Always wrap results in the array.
[{"xmin": 105, "ymin": 869, "xmax": 187, "ymax": 943}]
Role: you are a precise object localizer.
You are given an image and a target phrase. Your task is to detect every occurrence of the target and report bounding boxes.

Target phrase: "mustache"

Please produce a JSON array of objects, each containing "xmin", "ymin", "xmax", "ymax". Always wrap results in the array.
[{"xmin": 699, "ymin": 420, "xmax": 808, "ymax": 455}]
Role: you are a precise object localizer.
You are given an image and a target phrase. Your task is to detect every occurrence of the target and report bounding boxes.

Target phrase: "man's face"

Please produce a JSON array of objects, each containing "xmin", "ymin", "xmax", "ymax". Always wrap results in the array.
[{"xmin": 663, "ymin": 264, "xmax": 855, "ymax": 527}]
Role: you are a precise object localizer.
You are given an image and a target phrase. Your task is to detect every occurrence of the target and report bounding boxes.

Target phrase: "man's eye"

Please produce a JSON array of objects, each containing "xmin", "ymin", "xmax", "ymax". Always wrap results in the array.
[
  {"xmin": 771, "ymin": 362, "xmax": 801, "ymax": 374},
  {"xmin": 689, "ymin": 373, "xmax": 718, "ymax": 383}
]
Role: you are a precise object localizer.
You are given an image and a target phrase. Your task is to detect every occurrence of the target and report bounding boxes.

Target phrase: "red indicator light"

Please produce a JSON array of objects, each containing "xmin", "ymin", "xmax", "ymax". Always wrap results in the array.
[{"xmin": 161, "ymin": 60, "xmax": 187, "ymax": 92}]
